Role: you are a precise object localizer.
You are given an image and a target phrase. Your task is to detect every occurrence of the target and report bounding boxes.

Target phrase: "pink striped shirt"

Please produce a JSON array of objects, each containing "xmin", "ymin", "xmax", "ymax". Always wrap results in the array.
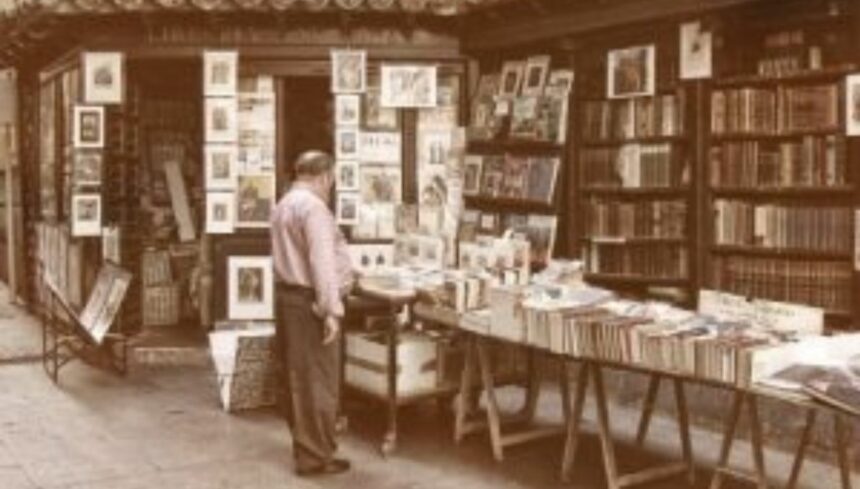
[{"xmin": 270, "ymin": 183, "xmax": 353, "ymax": 319}]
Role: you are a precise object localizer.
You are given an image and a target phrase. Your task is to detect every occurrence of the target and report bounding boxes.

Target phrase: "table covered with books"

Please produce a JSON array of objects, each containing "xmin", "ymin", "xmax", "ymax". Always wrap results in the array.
[{"xmin": 411, "ymin": 260, "xmax": 859, "ymax": 489}]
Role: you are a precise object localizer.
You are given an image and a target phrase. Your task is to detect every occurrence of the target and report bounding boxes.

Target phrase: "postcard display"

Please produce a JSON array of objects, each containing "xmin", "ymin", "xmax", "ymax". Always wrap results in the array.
[
  {"xmin": 199, "ymin": 51, "xmax": 277, "ymax": 410},
  {"xmin": 331, "ymin": 50, "xmax": 465, "ymax": 270},
  {"xmin": 464, "ymin": 54, "xmax": 571, "ymax": 268}
]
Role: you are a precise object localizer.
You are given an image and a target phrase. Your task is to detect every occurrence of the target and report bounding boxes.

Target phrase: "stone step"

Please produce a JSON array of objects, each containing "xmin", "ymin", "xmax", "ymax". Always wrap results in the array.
[{"xmin": 129, "ymin": 325, "xmax": 210, "ymax": 367}]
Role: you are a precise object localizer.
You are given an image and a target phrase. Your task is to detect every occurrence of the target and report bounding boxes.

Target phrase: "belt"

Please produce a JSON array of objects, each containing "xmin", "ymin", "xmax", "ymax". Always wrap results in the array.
[{"xmin": 276, "ymin": 282, "xmax": 316, "ymax": 300}]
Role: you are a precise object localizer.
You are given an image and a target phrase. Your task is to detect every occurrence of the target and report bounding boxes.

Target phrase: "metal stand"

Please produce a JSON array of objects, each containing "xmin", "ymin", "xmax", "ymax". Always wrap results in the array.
[{"xmin": 40, "ymin": 283, "xmax": 128, "ymax": 384}]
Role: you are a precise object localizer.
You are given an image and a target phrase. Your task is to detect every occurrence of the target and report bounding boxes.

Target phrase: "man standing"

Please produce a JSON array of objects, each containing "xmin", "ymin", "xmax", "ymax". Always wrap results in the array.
[{"xmin": 270, "ymin": 150, "xmax": 353, "ymax": 476}]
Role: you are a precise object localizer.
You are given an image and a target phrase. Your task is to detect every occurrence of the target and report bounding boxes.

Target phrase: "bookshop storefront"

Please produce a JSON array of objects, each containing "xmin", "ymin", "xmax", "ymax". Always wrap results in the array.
[{"xmin": 1, "ymin": 4, "xmax": 466, "ymax": 340}]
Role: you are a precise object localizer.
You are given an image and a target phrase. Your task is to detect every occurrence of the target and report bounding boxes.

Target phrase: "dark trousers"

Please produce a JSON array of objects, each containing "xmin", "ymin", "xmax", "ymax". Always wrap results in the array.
[{"xmin": 275, "ymin": 286, "xmax": 341, "ymax": 471}]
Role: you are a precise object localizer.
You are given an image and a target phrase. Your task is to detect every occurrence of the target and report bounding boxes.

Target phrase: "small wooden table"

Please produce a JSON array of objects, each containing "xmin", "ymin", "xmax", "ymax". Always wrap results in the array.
[{"xmin": 349, "ymin": 278, "xmax": 463, "ymax": 457}]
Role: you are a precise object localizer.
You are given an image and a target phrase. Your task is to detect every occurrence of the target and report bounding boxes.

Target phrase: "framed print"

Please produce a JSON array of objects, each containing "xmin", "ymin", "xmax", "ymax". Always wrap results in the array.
[
  {"xmin": 608, "ymin": 45, "xmax": 656, "ymax": 99},
  {"xmin": 335, "ymin": 94, "xmax": 361, "ymax": 126},
  {"xmin": 359, "ymin": 164, "xmax": 402, "ymax": 204},
  {"xmin": 522, "ymin": 55, "xmax": 551, "ymax": 96},
  {"xmin": 418, "ymin": 129, "xmax": 452, "ymax": 166},
  {"xmin": 336, "ymin": 192, "xmax": 359, "ymax": 225},
  {"xmin": 73, "ymin": 105, "xmax": 105, "ymax": 149},
  {"xmin": 205, "ymin": 97, "xmax": 238, "ymax": 143},
  {"xmin": 363, "ymin": 84, "xmax": 399, "ymax": 130},
  {"xmin": 228, "ymin": 256, "xmax": 274, "ymax": 320},
  {"xmin": 846, "ymin": 74, "xmax": 860, "ymax": 136},
  {"xmin": 205, "ymin": 144, "xmax": 238, "ymax": 190},
  {"xmin": 206, "ymin": 192, "xmax": 236, "ymax": 234},
  {"xmin": 498, "ymin": 60, "xmax": 525, "ymax": 98},
  {"xmin": 380, "ymin": 64, "xmax": 438, "ymax": 108},
  {"xmin": 336, "ymin": 127, "xmax": 360, "ymax": 160},
  {"xmin": 236, "ymin": 173, "xmax": 275, "ymax": 228},
  {"xmin": 336, "ymin": 160, "xmax": 359, "ymax": 191},
  {"xmin": 680, "ymin": 21, "xmax": 713, "ymax": 80},
  {"xmin": 204, "ymin": 51, "xmax": 238, "ymax": 96},
  {"xmin": 348, "ymin": 244, "xmax": 394, "ymax": 274},
  {"xmin": 331, "ymin": 49, "xmax": 366, "ymax": 94},
  {"xmin": 462, "ymin": 155, "xmax": 483, "ymax": 196},
  {"xmin": 71, "ymin": 193, "xmax": 102, "ymax": 237},
  {"xmin": 82, "ymin": 52, "xmax": 124, "ymax": 104},
  {"xmin": 73, "ymin": 150, "xmax": 103, "ymax": 186},
  {"xmin": 545, "ymin": 70, "xmax": 575, "ymax": 98},
  {"xmin": 359, "ymin": 131, "xmax": 401, "ymax": 163}
]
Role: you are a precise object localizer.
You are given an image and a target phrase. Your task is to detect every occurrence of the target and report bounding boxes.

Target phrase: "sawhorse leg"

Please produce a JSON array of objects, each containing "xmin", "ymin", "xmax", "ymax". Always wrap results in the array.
[
  {"xmin": 709, "ymin": 391, "xmax": 768, "ymax": 489},
  {"xmin": 834, "ymin": 414, "xmax": 854, "ymax": 489},
  {"xmin": 590, "ymin": 366, "xmax": 694, "ymax": 489},
  {"xmin": 381, "ymin": 305, "xmax": 399, "ymax": 457},
  {"xmin": 561, "ymin": 361, "xmax": 590, "ymax": 482}
]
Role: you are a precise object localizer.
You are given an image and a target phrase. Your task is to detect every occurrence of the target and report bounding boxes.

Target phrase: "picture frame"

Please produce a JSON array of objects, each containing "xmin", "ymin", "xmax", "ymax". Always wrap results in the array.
[
  {"xmin": 359, "ymin": 131, "xmax": 401, "ymax": 163},
  {"xmin": 462, "ymin": 155, "xmax": 483, "ymax": 196},
  {"xmin": 206, "ymin": 192, "xmax": 236, "ymax": 234},
  {"xmin": 846, "ymin": 74, "xmax": 860, "ymax": 136},
  {"xmin": 362, "ymin": 83, "xmax": 399, "ymax": 130},
  {"xmin": 680, "ymin": 21, "xmax": 713, "ymax": 80},
  {"xmin": 522, "ymin": 55, "xmax": 551, "ymax": 96},
  {"xmin": 236, "ymin": 173, "xmax": 276, "ymax": 228},
  {"xmin": 336, "ymin": 192, "xmax": 360, "ymax": 225},
  {"xmin": 204, "ymin": 50, "xmax": 239, "ymax": 96},
  {"xmin": 331, "ymin": 49, "xmax": 367, "ymax": 94},
  {"xmin": 359, "ymin": 164, "xmax": 402, "ymax": 204},
  {"xmin": 545, "ymin": 70, "xmax": 575, "ymax": 98},
  {"xmin": 335, "ymin": 127, "xmax": 361, "ymax": 160},
  {"xmin": 228, "ymin": 256, "xmax": 274, "ymax": 320},
  {"xmin": 73, "ymin": 105, "xmax": 105, "ymax": 149},
  {"xmin": 73, "ymin": 150, "xmax": 103, "ymax": 186},
  {"xmin": 82, "ymin": 52, "xmax": 124, "ymax": 104},
  {"xmin": 498, "ymin": 60, "xmax": 525, "ymax": 98},
  {"xmin": 608, "ymin": 44, "xmax": 656, "ymax": 99},
  {"xmin": 335, "ymin": 94, "xmax": 361, "ymax": 126},
  {"xmin": 71, "ymin": 193, "xmax": 102, "ymax": 237},
  {"xmin": 336, "ymin": 160, "xmax": 359, "ymax": 191},
  {"xmin": 205, "ymin": 97, "xmax": 238, "ymax": 143},
  {"xmin": 205, "ymin": 144, "xmax": 238, "ymax": 190},
  {"xmin": 380, "ymin": 64, "xmax": 438, "ymax": 108}
]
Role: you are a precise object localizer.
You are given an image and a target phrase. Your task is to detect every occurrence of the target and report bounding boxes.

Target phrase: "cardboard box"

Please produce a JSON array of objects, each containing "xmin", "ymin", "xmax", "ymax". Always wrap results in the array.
[{"xmin": 345, "ymin": 331, "xmax": 439, "ymax": 398}]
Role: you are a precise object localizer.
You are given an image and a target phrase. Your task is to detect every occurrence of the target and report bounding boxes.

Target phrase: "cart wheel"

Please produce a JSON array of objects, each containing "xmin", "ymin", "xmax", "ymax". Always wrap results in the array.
[
  {"xmin": 336, "ymin": 415, "xmax": 349, "ymax": 434},
  {"xmin": 380, "ymin": 434, "xmax": 397, "ymax": 458}
]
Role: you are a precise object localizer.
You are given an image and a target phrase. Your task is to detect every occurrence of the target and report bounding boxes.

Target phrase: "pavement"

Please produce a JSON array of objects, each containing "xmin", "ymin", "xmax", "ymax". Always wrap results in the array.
[{"xmin": 0, "ymin": 288, "xmax": 856, "ymax": 489}]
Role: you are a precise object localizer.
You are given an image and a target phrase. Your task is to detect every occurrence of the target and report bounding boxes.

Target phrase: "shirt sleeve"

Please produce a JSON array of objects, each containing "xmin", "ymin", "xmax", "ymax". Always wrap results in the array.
[{"xmin": 304, "ymin": 202, "xmax": 345, "ymax": 319}]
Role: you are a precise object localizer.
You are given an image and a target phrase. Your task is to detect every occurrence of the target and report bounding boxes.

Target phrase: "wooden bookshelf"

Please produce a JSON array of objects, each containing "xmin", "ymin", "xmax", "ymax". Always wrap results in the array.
[
  {"xmin": 705, "ymin": 0, "xmax": 859, "ymax": 330},
  {"xmin": 463, "ymin": 195, "xmax": 555, "ymax": 214},
  {"xmin": 573, "ymin": 34, "xmax": 697, "ymax": 304}
]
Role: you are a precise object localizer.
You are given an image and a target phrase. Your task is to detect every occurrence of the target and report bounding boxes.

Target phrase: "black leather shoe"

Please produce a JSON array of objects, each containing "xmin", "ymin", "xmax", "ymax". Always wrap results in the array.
[{"xmin": 296, "ymin": 458, "xmax": 351, "ymax": 477}]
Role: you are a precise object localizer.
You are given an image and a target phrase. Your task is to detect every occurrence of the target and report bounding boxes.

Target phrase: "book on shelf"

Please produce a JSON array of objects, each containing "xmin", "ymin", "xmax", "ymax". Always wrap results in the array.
[
  {"xmin": 500, "ymin": 154, "xmax": 530, "ymax": 199},
  {"xmin": 584, "ymin": 198, "xmax": 686, "ymax": 239},
  {"xmin": 479, "ymin": 155, "xmax": 506, "ymax": 197},
  {"xmin": 582, "ymin": 94, "xmax": 683, "ymax": 142},
  {"xmin": 585, "ymin": 242, "xmax": 688, "ymax": 279},
  {"xmin": 525, "ymin": 157, "xmax": 560, "ymax": 204},
  {"xmin": 711, "ymin": 255, "xmax": 852, "ymax": 313},
  {"xmin": 711, "ymin": 83, "xmax": 839, "ymax": 135},
  {"xmin": 581, "ymin": 143, "xmax": 685, "ymax": 188},
  {"xmin": 709, "ymin": 135, "xmax": 846, "ymax": 188},
  {"xmin": 713, "ymin": 199, "xmax": 852, "ymax": 253}
]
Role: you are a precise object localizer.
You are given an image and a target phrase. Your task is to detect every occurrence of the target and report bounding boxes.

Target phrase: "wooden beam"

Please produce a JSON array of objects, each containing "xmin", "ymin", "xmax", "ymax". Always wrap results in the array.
[{"xmin": 462, "ymin": 0, "xmax": 763, "ymax": 51}]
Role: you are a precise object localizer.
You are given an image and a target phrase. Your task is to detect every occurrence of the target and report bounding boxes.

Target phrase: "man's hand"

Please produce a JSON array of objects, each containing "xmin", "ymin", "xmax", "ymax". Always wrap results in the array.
[{"xmin": 323, "ymin": 315, "xmax": 341, "ymax": 345}]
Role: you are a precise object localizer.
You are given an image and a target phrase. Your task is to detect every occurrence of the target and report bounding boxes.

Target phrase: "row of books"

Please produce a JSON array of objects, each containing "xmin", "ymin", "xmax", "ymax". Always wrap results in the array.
[
  {"xmin": 711, "ymin": 84, "xmax": 839, "ymax": 135},
  {"xmin": 466, "ymin": 154, "xmax": 560, "ymax": 204},
  {"xmin": 583, "ymin": 199, "xmax": 687, "ymax": 239},
  {"xmin": 580, "ymin": 144, "xmax": 687, "ymax": 188},
  {"xmin": 713, "ymin": 199, "xmax": 852, "ymax": 252},
  {"xmin": 709, "ymin": 136, "xmax": 847, "ymax": 188},
  {"xmin": 710, "ymin": 256, "xmax": 852, "ymax": 312},
  {"xmin": 584, "ymin": 242, "xmax": 688, "ymax": 279},
  {"xmin": 505, "ymin": 290, "xmax": 820, "ymax": 388},
  {"xmin": 581, "ymin": 95, "xmax": 684, "ymax": 142}
]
